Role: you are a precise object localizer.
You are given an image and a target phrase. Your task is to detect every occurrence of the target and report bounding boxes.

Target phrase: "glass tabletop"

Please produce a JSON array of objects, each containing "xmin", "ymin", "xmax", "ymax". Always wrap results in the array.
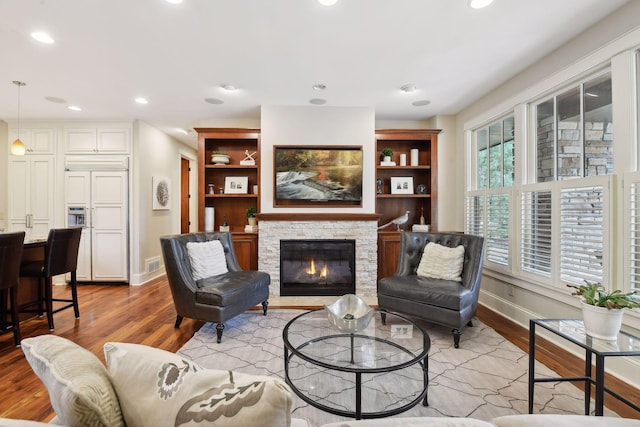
[
  {"xmin": 283, "ymin": 309, "xmax": 430, "ymax": 373},
  {"xmin": 533, "ymin": 319, "xmax": 640, "ymax": 355}
]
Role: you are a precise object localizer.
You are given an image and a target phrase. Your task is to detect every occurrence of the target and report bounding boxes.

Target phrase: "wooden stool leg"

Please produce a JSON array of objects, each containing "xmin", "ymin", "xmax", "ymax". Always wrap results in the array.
[
  {"xmin": 9, "ymin": 287, "xmax": 21, "ymax": 346},
  {"xmin": 45, "ymin": 276, "xmax": 54, "ymax": 330},
  {"xmin": 71, "ymin": 271, "xmax": 80, "ymax": 318}
]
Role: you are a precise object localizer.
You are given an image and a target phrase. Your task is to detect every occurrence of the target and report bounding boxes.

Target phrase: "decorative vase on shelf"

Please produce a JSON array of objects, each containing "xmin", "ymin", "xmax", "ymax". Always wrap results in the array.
[
  {"xmin": 383, "ymin": 156, "xmax": 391, "ymax": 163},
  {"xmin": 581, "ymin": 302, "xmax": 624, "ymax": 340},
  {"xmin": 211, "ymin": 153, "xmax": 230, "ymax": 165}
]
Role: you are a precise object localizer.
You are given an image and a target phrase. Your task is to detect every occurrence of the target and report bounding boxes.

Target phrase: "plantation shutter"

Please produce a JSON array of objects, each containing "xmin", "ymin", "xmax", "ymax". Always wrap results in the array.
[
  {"xmin": 521, "ymin": 188, "xmax": 552, "ymax": 277},
  {"xmin": 626, "ymin": 173, "xmax": 640, "ymax": 293},
  {"xmin": 486, "ymin": 193, "xmax": 510, "ymax": 265},
  {"xmin": 559, "ymin": 182, "xmax": 606, "ymax": 285},
  {"xmin": 465, "ymin": 194, "xmax": 484, "ymax": 237}
]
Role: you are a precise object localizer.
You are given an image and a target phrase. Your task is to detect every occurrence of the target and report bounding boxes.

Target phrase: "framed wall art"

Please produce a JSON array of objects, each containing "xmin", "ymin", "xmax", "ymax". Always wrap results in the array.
[
  {"xmin": 152, "ymin": 175, "xmax": 171, "ymax": 210},
  {"xmin": 274, "ymin": 145, "xmax": 363, "ymax": 207},
  {"xmin": 390, "ymin": 176, "xmax": 414, "ymax": 195},
  {"xmin": 224, "ymin": 176, "xmax": 248, "ymax": 194}
]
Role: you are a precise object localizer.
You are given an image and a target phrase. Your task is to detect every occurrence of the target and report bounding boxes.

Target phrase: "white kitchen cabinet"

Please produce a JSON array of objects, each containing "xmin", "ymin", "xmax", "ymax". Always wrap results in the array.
[
  {"xmin": 9, "ymin": 128, "xmax": 55, "ymax": 154},
  {"xmin": 65, "ymin": 170, "xmax": 129, "ymax": 281},
  {"xmin": 64, "ymin": 128, "xmax": 130, "ymax": 154},
  {"xmin": 8, "ymin": 156, "xmax": 55, "ymax": 240}
]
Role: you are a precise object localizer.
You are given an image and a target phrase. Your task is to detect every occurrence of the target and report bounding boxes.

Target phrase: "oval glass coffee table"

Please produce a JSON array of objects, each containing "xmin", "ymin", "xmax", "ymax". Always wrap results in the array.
[{"xmin": 283, "ymin": 309, "xmax": 430, "ymax": 420}]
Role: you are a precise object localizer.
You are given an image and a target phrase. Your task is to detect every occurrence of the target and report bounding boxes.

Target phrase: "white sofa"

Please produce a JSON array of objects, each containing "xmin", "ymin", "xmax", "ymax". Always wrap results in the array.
[{"xmin": 2, "ymin": 335, "xmax": 637, "ymax": 427}]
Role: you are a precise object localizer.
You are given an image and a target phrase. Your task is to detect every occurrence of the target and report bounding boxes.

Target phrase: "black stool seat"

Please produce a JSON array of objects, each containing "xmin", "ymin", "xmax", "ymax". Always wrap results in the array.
[
  {"xmin": 19, "ymin": 227, "xmax": 82, "ymax": 331},
  {"xmin": 0, "ymin": 231, "xmax": 25, "ymax": 346}
]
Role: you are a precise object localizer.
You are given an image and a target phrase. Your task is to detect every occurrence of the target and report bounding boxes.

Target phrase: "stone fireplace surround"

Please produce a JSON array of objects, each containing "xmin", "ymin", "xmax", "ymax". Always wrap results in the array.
[{"xmin": 257, "ymin": 213, "xmax": 379, "ymax": 299}]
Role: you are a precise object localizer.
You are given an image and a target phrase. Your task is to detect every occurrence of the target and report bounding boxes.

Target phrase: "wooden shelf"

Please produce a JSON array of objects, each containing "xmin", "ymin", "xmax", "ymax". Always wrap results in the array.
[
  {"xmin": 377, "ymin": 194, "xmax": 431, "ymax": 199},
  {"xmin": 375, "ymin": 129, "xmax": 440, "ymax": 282}
]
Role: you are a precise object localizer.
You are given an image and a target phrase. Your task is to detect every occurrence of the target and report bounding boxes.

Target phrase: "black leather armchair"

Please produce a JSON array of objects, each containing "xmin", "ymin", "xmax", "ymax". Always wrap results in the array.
[
  {"xmin": 378, "ymin": 232, "xmax": 485, "ymax": 348},
  {"xmin": 160, "ymin": 232, "xmax": 270, "ymax": 343}
]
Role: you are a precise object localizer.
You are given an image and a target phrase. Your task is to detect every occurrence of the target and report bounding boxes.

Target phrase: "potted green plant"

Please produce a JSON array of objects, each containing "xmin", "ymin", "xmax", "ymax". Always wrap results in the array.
[
  {"xmin": 246, "ymin": 206, "xmax": 257, "ymax": 226},
  {"xmin": 210, "ymin": 151, "xmax": 230, "ymax": 165},
  {"xmin": 567, "ymin": 281, "xmax": 640, "ymax": 340},
  {"xmin": 381, "ymin": 148, "xmax": 393, "ymax": 162}
]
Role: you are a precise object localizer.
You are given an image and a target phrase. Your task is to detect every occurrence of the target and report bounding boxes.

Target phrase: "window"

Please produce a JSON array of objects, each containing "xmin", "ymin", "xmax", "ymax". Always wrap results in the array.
[
  {"xmin": 467, "ymin": 115, "xmax": 514, "ymax": 267},
  {"xmin": 535, "ymin": 72, "xmax": 613, "ymax": 183},
  {"xmin": 466, "ymin": 68, "xmax": 616, "ymax": 289}
]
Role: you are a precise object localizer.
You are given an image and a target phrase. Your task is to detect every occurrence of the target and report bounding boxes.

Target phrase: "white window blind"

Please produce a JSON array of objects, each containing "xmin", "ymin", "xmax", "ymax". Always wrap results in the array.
[
  {"xmin": 465, "ymin": 195, "xmax": 484, "ymax": 237},
  {"xmin": 521, "ymin": 189, "xmax": 552, "ymax": 277},
  {"xmin": 627, "ymin": 175, "xmax": 640, "ymax": 292},
  {"xmin": 559, "ymin": 184, "xmax": 605, "ymax": 285},
  {"xmin": 486, "ymin": 193, "xmax": 510, "ymax": 265}
]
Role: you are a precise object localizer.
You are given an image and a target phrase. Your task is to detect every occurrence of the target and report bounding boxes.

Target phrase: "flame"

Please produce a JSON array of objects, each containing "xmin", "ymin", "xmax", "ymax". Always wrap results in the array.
[
  {"xmin": 320, "ymin": 264, "xmax": 328, "ymax": 279},
  {"xmin": 306, "ymin": 259, "xmax": 316, "ymax": 275}
]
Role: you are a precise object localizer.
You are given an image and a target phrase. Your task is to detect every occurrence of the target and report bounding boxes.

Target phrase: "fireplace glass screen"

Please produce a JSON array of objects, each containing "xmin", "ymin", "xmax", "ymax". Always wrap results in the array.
[{"xmin": 280, "ymin": 239, "xmax": 356, "ymax": 296}]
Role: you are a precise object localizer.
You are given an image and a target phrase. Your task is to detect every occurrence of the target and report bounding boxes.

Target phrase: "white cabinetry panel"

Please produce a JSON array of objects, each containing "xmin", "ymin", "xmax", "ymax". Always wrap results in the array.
[
  {"xmin": 9, "ymin": 156, "xmax": 55, "ymax": 240},
  {"xmin": 64, "ymin": 128, "xmax": 130, "ymax": 154}
]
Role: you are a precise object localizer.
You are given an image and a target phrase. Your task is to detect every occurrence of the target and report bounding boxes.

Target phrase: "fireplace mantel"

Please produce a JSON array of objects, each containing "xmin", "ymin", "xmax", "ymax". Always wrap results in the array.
[{"xmin": 257, "ymin": 213, "xmax": 380, "ymax": 221}]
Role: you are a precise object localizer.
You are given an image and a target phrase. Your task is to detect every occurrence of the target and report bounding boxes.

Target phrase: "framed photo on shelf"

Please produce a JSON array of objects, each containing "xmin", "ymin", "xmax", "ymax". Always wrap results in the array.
[
  {"xmin": 390, "ymin": 176, "xmax": 414, "ymax": 195},
  {"xmin": 224, "ymin": 176, "xmax": 248, "ymax": 194}
]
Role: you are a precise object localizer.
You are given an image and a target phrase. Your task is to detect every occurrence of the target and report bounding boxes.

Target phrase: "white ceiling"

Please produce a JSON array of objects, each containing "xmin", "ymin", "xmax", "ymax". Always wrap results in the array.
[{"xmin": 0, "ymin": 0, "xmax": 631, "ymax": 147}]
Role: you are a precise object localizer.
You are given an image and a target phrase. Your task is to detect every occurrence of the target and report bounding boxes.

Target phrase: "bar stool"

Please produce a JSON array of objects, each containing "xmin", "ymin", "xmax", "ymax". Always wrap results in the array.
[
  {"xmin": 19, "ymin": 227, "xmax": 82, "ymax": 330},
  {"xmin": 0, "ymin": 231, "xmax": 26, "ymax": 346}
]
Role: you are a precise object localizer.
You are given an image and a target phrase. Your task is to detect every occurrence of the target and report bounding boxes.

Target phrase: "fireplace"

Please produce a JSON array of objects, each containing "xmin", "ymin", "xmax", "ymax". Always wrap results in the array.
[{"xmin": 280, "ymin": 239, "xmax": 356, "ymax": 296}]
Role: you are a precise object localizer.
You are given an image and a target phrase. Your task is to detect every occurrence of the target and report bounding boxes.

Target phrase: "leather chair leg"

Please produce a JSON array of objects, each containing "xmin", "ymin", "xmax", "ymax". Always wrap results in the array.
[
  {"xmin": 261, "ymin": 300, "xmax": 268, "ymax": 315},
  {"xmin": 174, "ymin": 315, "xmax": 183, "ymax": 328},
  {"xmin": 380, "ymin": 309, "xmax": 388, "ymax": 325},
  {"xmin": 452, "ymin": 329, "xmax": 461, "ymax": 348},
  {"xmin": 216, "ymin": 323, "xmax": 224, "ymax": 343},
  {"xmin": 45, "ymin": 277, "xmax": 54, "ymax": 330}
]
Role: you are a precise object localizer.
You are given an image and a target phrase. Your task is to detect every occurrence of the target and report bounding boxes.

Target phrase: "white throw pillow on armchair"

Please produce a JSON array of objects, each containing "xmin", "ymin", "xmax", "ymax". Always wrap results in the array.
[
  {"xmin": 186, "ymin": 239, "xmax": 228, "ymax": 280},
  {"xmin": 416, "ymin": 242, "xmax": 465, "ymax": 281}
]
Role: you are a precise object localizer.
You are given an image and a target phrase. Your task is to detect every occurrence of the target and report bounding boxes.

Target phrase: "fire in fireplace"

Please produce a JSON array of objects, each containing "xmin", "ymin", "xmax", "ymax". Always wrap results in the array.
[{"xmin": 280, "ymin": 239, "xmax": 356, "ymax": 296}]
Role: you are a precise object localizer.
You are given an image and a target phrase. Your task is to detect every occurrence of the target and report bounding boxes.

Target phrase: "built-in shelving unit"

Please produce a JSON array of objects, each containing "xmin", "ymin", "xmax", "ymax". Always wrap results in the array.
[
  {"xmin": 375, "ymin": 129, "xmax": 440, "ymax": 281},
  {"xmin": 196, "ymin": 128, "xmax": 261, "ymax": 270}
]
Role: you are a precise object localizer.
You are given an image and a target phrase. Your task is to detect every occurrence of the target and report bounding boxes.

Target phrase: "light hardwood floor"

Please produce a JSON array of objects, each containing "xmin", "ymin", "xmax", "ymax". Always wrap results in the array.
[{"xmin": 0, "ymin": 277, "xmax": 638, "ymax": 421}]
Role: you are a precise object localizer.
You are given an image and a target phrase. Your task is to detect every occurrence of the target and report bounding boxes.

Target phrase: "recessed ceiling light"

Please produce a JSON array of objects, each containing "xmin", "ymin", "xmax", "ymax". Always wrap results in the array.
[
  {"xmin": 412, "ymin": 100, "xmax": 431, "ymax": 107},
  {"xmin": 31, "ymin": 31, "xmax": 55, "ymax": 44},
  {"xmin": 67, "ymin": 105, "xmax": 82, "ymax": 111},
  {"xmin": 45, "ymin": 96, "xmax": 67, "ymax": 104},
  {"xmin": 309, "ymin": 98, "xmax": 326, "ymax": 105},
  {"xmin": 135, "ymin": 97, "xmax": 148, "ymax": 104},
  {"xmin": 205, "ymin": 97, "xmax": 224, "ymax": 105},
  {"xmin": 221, "ymin": 84, "xmax": 238, "ymax": 92},
  {"xmin": 400, "ymin": 84, "xmax": 417, "ymax": 93},
  {"xmin": 165, "ymin": 0, "xmax": 183, "ymax": 4},
  {"xmin": 317, "ymin": 0, "xmax": 338, "ymax": 5},
  {"xmin": 468, "ymin": 0, "xmax": 494, "ymax": 9},
  {"xmin": 312, "ymin": 84, "xmax": 327, "ymax": 91}
]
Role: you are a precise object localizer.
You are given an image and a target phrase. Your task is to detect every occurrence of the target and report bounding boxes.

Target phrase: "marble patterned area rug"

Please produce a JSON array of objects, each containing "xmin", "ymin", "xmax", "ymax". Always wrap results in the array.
[{"xmin": 177, "ymin": 309, "xmax": 618, "ymax": 426}]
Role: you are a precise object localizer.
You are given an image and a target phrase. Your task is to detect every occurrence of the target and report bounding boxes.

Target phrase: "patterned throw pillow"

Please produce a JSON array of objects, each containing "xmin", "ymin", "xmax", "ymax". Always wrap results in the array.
[
  {"xmin": 186, "ymin": 239, "xmax": 229, "ymax": 280},
  {"xmin": 21, "ymin": 335, "xmax": 124, "ymax": 427},
  {"xmin": 104, "ymin": 342, "xmax": 293, "ymax": 427},
  {"xmin": 416, "ymin": 242, "xmax": 465, "ymax": 282}
]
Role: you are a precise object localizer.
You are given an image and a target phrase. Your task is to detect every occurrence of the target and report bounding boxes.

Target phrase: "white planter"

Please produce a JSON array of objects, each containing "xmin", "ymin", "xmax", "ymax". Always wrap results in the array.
[{"xmin": 581, "ymin": 301, "xmax": 624, "ymax": 340}]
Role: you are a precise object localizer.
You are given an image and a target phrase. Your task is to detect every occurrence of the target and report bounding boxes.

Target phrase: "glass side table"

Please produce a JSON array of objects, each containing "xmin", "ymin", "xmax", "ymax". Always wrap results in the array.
[{"xmin": 528, "ymin": 319, "xmax": 640, "ymax": 416}]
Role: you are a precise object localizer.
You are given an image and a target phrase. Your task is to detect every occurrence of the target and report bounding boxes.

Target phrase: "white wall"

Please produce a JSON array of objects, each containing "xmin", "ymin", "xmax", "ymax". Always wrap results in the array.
[
  {"xmin": 0, "ymin": 121, "xmax": 7, "ymax": 232},
  {"xmin": 260, "ymin": 106, "xmax": 376, "ymax": 213},
  {"xmin": 131, "ymin": 120, "xmax": 197, "ymax": 285},
  {"xmin": 454, "ymin": 1, "xmax": 640, "ymax": 388}
]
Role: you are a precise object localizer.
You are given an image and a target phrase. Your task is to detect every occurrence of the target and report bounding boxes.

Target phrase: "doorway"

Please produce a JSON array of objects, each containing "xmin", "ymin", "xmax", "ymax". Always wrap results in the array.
[{"xmin": 180, "ymin": 157, "xmax": 190, "ymax": 234}]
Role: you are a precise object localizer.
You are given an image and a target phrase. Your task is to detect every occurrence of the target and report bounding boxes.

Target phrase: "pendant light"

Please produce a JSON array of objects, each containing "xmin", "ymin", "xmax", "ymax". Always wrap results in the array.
[{"xmin": 11, "ymin": 80, "xmax": 27, "ymax": 156}]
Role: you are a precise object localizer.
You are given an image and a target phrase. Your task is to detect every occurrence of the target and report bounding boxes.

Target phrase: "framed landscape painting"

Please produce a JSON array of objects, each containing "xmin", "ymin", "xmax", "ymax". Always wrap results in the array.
[{"xmin": 274, "ymin": 146, "xmax": 363, "ymax": 207}]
